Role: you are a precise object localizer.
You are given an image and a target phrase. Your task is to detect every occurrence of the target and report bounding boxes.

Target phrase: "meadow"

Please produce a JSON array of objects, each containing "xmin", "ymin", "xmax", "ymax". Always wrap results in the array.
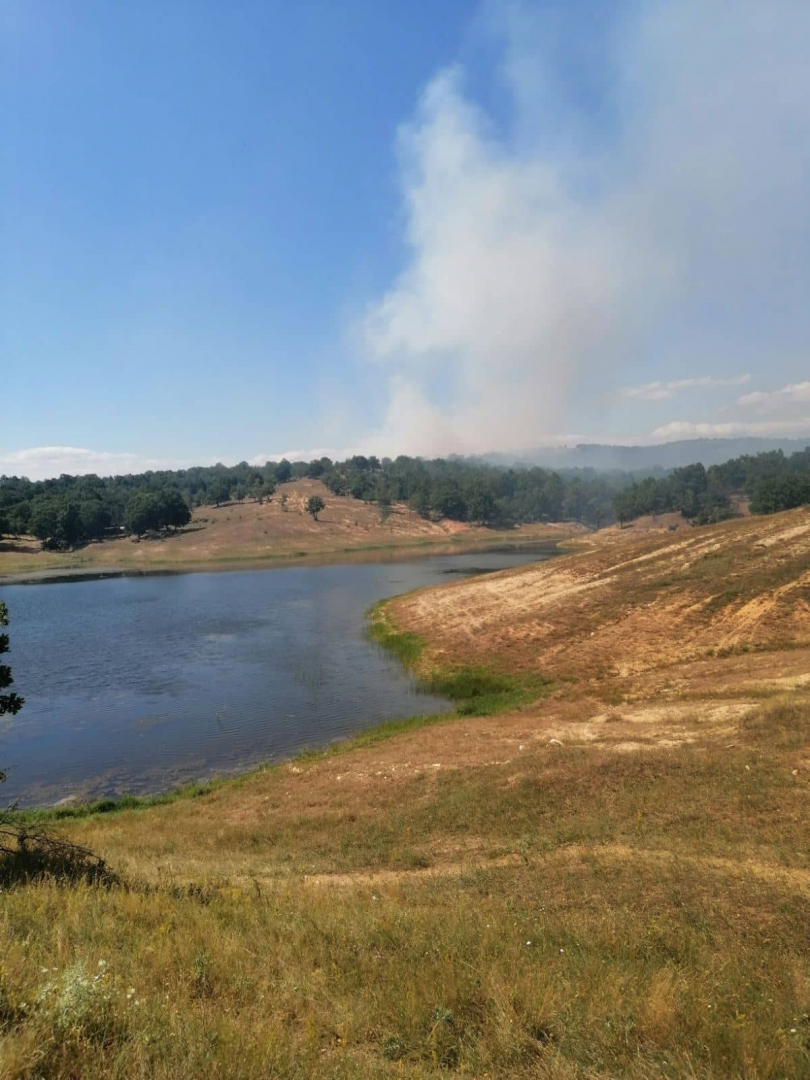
[{"xmin": 2, "ymin": 508, "xmax": 810, "ymax": 1078}]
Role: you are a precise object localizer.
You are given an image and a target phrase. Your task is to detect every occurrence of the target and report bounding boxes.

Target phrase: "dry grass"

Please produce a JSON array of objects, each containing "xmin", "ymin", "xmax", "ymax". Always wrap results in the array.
[
  {"xmin": 387, "ymin": 504, "xmax": 810, "ymax": 682},
  {"xmin": 2, "ymin": 511, "xmax": 810, "ymax": 1077},
  {"xmin": 3, "ymin": 698, "xmax": 810, "ymax": 1078},
  {"xmin": 0, "ymin": 479, "xmax": 576, "ymax": 582}
]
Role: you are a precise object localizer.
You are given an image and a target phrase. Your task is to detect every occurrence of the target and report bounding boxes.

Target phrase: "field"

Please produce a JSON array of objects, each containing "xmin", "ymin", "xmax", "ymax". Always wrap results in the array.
[
  {"xmin": 1, "ymin": 508, "xmax": 810, "ymax": 1077},
  {"xmin": 0, "ymin": 479, "xmax": 575, "ymax": 582}
]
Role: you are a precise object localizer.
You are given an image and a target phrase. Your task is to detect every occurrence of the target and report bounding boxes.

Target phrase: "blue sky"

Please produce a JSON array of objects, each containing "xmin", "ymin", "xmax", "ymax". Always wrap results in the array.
[{"xmin": 3, "ymin": 1, "xmax": 809, "ymax": 478}]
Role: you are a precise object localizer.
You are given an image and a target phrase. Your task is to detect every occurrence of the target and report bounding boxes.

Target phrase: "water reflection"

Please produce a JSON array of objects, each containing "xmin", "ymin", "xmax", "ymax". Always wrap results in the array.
[{"xmin": 1, "ymin": 546, "xmax": 557, "ymax": 806}]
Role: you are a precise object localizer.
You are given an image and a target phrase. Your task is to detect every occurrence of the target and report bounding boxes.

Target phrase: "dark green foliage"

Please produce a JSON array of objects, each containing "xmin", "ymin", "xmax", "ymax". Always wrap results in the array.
[
  {"xmin": 306, "ymin": 495, "xmax": 325, "ymax": 520},
  {"xmin": 750, "ymin": 472, "xmax": 810, "ymax": 514},
  {"xmin": 612, "ymin": 447, "xmax": 810, "ymax": 524},
  {"xmin": 0, "ymin": 601, "xmax": 24, "ymax": 723},
  {"xmin": 206, "ymin": 476, "xmax": 232, "ymax": 507},
  {"xmin": 3, "ymin": 446, "xmax": 807, "ymax": 552},
  {"xmin": 122, "ymin": 489, "xmax": 191, "ymax": 537}
]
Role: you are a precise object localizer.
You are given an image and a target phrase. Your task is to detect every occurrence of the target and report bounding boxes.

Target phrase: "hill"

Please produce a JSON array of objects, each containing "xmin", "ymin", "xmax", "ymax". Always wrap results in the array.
[
  {"xmin": 485, "ymin": 435, "xmax": 810, "ymax": 470},
  {"xmin": 2, "ymin": 511, "xmax": 810, "ymax": 1077},
  {"xmin": 385, "ymin": 505, "xmax": 810, "ymax": 686},
  {"xmin": 0, "ymin": 479, "xmax": 574, "ymax": 582}
]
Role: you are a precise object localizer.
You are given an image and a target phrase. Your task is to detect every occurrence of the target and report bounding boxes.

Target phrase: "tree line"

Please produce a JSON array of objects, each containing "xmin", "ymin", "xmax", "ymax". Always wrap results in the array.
[
  {"xmin": 612, "ymin": 448, "xmax": 810, "ymax": 525},
  {"xmin": 2, "ymin": 447, "xmax": 808, "ymax": 551},
  {"xmin": 0, "ymin": 460, "xmax": 284, "ymax": 549}
]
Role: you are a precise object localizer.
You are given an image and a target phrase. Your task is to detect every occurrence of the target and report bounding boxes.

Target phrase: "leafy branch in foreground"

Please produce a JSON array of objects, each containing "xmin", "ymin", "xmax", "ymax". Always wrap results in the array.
[
  {"xmin": 0, "ymin": 600, "xmax": 113, "ymax": 883},
  {"xmin": 0, "ymin": 600, "xmax": 24, "ymax": 725}
]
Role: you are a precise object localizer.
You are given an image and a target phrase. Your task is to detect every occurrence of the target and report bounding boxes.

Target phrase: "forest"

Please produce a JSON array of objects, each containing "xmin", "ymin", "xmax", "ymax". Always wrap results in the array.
[
  {"xmin": 612, "ymin": 447, "xmax": 810, "ymax": 525},
  {"xmin": 0, "ymin": 447, "xmax": 809, "ymax": 550}
]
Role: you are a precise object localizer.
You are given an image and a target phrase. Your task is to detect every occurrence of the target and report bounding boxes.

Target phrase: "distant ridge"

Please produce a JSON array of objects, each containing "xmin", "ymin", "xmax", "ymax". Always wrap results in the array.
[{"xmin": 480, "ymin": 437, "xmax": 810, "ymax": 472}]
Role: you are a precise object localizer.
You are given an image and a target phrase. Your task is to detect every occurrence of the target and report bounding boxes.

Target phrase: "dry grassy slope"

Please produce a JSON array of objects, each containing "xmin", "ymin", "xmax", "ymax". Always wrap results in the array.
[
  {"xmin": 4, "ymin": 509, "xmax": 810, "ymax": 1076},
  {"xmin": 388, "ymin": 505, "xmax": 810, "ymax": 682},
  {"xmin": 0, "ymin": 479, "xmax": 576, "ymax": 579}
]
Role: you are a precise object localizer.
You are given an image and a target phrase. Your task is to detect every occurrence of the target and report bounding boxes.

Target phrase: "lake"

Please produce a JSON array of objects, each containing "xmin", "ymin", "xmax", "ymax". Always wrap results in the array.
[{"xmin": 0, "ymin": 546, "xmax": 557, "ymax": 806}]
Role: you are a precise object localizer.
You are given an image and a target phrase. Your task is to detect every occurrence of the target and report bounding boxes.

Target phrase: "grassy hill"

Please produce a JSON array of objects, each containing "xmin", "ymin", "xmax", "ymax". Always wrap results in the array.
[
  {"xmin": 2, "ymin": 509, "xmax": 810, "ymax": 1077},
  {"xmin": 0, "ymin": 478, "xmax": 574, "ymax": 582}
]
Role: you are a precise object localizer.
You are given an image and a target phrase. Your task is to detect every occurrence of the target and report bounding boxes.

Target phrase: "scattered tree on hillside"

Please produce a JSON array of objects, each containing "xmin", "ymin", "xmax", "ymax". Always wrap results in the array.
[
  {"xmin": 306, "ymin": 495, "xmax": 325, "ymax": 521},
  {"xmin": 378, "ymin": 495, "xmax": 393, "ymax": 523},
  {"xmin": 280, "ymin": 492, "xmax": 288, "ymax": 512},
  {"xmin": 161, "ymin": 490, "xmax": 192, "ymax": 531}
]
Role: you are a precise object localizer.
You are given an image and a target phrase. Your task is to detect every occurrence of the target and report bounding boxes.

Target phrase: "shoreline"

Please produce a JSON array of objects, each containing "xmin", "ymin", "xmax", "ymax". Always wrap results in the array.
[{"xmin": 0, "ymin": 529, "xmax": 573, "ymax": 586}]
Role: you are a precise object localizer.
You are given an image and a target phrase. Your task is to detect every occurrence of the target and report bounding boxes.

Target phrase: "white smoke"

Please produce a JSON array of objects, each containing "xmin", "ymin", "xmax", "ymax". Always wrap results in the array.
[{"xmin": 359, "ymin": 1, "xmax": 810, "ymax": 453}]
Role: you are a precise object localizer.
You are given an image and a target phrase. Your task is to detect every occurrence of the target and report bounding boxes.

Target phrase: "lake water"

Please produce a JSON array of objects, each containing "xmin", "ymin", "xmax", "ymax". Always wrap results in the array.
[{"xmin": 0, "ymin": 546, "xmax": 557, "ymax": 806}]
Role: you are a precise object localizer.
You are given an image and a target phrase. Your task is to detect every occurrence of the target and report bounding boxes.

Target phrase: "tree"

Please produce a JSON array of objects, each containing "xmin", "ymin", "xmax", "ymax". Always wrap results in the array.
[
  {"xmin": 465, "ymin": 483, "xmax": 497, "ymax": 525},
  {"xmin": 161, "ymin": 490, "xmax": 191, "ymax": 531},
  {"xmin": 207, "ymin": 477, "xmax": 232, "ymax": 507},
  {"xmin": 280, "ymin": 492, "xmax": 289, "ymax": 512},
  {"xmin": 306, "ymin": 495, "xmax": 325, "ymax": 521},
  {"xmin": 0, "ymin": 601, "xmax": 24, "ymax": 725},
  {"xmin": 0, "ymin": 600, "xmax": 23, "ymax": 816},
  {"xmin": 55, "ymin": 503, "xmax": 83, "ymax": 548},
  {"xmin": 79, "ymin": 500, "xmax": 111, "ymax": 540},
  {"xmin": 8, "ymin": 502, "xmax": 30, "ymax": 537},
  {"xmin": 408, "ymin": 489, "xmax": 431, "ymax": 520},
  {"xmin": 29, "ymin": 499, "xmax": 59, "ymax": 543},
  {"xmin": 430, "ymin": 483, "xmax": 467, "ymax": 522},
  {"xmin": 275, "ymin": 459, "xmax": 292, "ymax": 483},
  {"xmin": 124, "ymin": 492, "xmax": 160, "ymax": 538},
  {"xmin": 378, "ymin": 495, "xmax": 393, "ymax": 523},
  {"xmin": 750, "ymin": 473, "xmax": 810, "ymax": 515}
]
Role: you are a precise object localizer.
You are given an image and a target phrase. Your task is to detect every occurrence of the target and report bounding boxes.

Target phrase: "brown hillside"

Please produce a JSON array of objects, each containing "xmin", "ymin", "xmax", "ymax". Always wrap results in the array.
[
  {"xmin": 0, "ymin": 478, "xmax": 577, "ymax": 580},
  {"xmin": 388, "ymin": 505, "xmax": 810, "ymax": 684}
]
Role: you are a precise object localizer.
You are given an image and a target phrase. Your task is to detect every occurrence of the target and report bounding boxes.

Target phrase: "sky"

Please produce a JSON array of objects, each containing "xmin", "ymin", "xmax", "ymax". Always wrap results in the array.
[{"xmin": 2, "ymin": 0, "xmax": 809, "ymax": 479}]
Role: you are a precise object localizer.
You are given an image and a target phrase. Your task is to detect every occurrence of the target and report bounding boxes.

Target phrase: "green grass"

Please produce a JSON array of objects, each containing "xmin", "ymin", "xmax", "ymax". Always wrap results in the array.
[
  {"xmin": 367, "ymin": 598, "xmax": 551, "ymax": 716},
  {"xmin": 21, "ymin": 601, "xmax": 548, "ymax": 824},
  {"xmin": 5, "ymin": 520, "xmax": 810, "ymax": 1077},
  {"xmin": 3, "ymin": 699, "xmax": 810, "ymax": 1077}
]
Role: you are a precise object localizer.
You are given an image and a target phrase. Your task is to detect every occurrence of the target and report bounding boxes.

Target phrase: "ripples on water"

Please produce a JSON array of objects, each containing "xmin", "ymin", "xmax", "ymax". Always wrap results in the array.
[{"xmin": 0, "ymin": 547, "xmax": 556, "ymax": 805}]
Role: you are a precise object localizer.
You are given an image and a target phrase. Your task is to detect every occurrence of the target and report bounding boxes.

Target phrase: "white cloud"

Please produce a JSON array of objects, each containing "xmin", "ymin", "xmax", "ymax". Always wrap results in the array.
[
  {"xmin": 737, "ymin": 381, "xmax": 810, "ymax": 411},
  {"xmin": 358, "ymin": 1, "xmax": 810, "ymax": 455},
  {"xmin": 0, "ymin": 446, "xmax": 189, "ymax": 481},
  {"xmin": 618, "ymin": 375, "xmax": 751, "ymax": 402},
  {"xmin": 651, "ymin": 419, "xmax": 810, "ymax": 440}
]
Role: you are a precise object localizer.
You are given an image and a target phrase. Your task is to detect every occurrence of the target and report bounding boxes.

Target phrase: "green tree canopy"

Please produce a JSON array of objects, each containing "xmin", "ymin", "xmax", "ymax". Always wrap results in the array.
[
  {"xmin": 306, "ymin": 495, "xmax": 325, "ymax": 520},
  {"xmin": 0, "ymin": 601, "xmax": 24, "ymax": 726}
]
